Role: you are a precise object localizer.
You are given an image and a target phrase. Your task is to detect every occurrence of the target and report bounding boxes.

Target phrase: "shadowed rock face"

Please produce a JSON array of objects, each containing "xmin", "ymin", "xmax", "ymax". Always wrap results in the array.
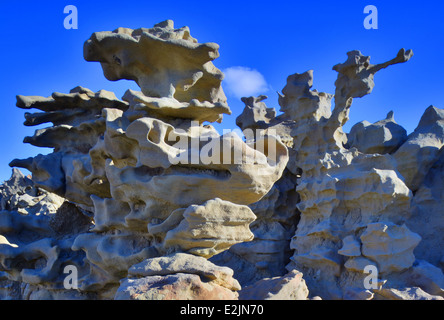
[
  {"xmin": 116, "ymin": 253, "xmax": 242, "ymax": 300},
  {"xmin": 236, "ymin": 95, "xmax": 276, "ymax": 131}
]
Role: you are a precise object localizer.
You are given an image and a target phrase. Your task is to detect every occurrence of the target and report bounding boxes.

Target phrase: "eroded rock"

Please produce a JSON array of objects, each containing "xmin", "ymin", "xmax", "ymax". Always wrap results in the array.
[
  {"xmin": 3, "ymin": 20, "xmax": 288, "ymax": 300},
  {"xmin": 2, "ymin": 19, "xmax": 443, "ymax": 302},
  {"xmin": 347, "ymin": 111, "xmax": 407, "ymax": 154},
  {"xmin": 238, "ymin": 270, "xmax": 308, "ymax": 300}
]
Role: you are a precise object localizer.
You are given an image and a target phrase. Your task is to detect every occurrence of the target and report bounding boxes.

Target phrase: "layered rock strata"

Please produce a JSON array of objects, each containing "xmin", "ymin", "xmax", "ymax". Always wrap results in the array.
[
  {"xmin": 2, "ymin": 20, "xmax": 444, "ymax": 301},
  {"xmin": 1, "ymin": 20, "xmax": 288, "ymax": 300}
]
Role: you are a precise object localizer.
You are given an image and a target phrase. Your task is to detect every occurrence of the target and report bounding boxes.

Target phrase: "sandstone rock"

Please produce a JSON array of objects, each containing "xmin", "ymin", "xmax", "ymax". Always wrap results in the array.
[
  {"xmin": 211, "ymin": 96, "xmax": 299, "ymax": 286},
  {"xmin": 163, "ymin": 199, "xmax": 256, "ymax": 258},
  {"xmin": 343, "ymin": 288, "xmax": 374, "ymax": 300},
  {"xmin": 4, "ymin": 20, "xmax": 289, "ymax": 300},
  {"xmin": 404, "ymin": 260, "xmax": 444, "ymax": 297},
  {"xmin": 283, "ymin": 49, "xmax": 417, "ymax": 300},
  {"xmin": 116, "ymin": 253, "xmax": 240, "ymax": 300},
  {"xmin": 360, "ymin": 222, "xmax": 421, "ymax": 274},
  {"xmin": 128, "ymin": 253, "xmax": 240, "ymax": 291},
  {"xmin": 3, "ymin": 17, "xmax": 443, "ymax": 302},
  {"xmin": 0, "ymin": 168, "xmax": 65, "ymax": 216},
  {"xmin": 0, "ymin": 169, "xmax": 92, "ymax": 299},
  {"xmin": 344, "ymin": 257, "xmax": 375, "ymax": 273},
  {"xmin": 238, "ymin": 270, "xmax": 308, "ymax": 300},
  {"xmin": 393, "ymin": 105, "xmax": 444, "ymax": 191},
  {"xmin": 278, "ymin": 70, "xmax": 332, "ymax": 124},
  {"xmin": 10, "ymin": 87, "xmax": 128, "ymax": 208},
  {"xmin": 84, "ymin": 20, "xmax": 227, "ymax": 107},
  {"xmin": 102, "ymin": 124, "xmax": 288, "ymax": 213},
  {"xmin": 122, "ymin": 89, "xmax": 230, "ymax": 124},
  {"xmin": 347, "ymin": 111, "xmax": 407, "ymax": 154},
  {"xmin": 236, "ymin": 95, "xmax": 276, "ymax": 131},
  {"xmin": 338, "ymin": 235, "xmax": 361, "ymax": 257},
  {"xmin": 407, "ymin": 147, "xmax": 444, "ymax": 267},
  {"xmin": 328, "ymin": 48, "xmax": 413, "ymax": 146},
  {"xmin": 115, "ymin": 273, "xmax": 238, "ymax": 300},
  {"xmin": 375, "ymin": 287, "xmax": 444, "ymax": 300},
  {"xmin": 0, "ymin": 169, "xmax": 36, "ymax": 200}
]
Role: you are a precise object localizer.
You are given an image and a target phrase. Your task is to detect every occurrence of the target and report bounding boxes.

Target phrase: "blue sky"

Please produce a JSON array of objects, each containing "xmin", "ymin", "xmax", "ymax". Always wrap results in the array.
[{"xmin": 0, "ymin": 0, "xmax": 443, "ymax": 182}]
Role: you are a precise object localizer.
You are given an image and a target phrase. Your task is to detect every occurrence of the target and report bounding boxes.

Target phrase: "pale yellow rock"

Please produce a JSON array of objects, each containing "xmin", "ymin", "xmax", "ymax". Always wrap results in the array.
[
  {"xmin": 0, "ymin": 235, "xmax": 17, "ymax": 248},
  {"xmin": 163, "ymin": 198, "xmax": 256, "ymax": 258}
]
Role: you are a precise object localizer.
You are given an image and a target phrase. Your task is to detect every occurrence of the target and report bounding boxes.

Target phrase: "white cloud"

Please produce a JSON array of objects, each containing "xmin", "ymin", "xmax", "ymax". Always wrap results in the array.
[{"xmin": 223, "ymin": 66, "xmax": 269, "ymax": 99}]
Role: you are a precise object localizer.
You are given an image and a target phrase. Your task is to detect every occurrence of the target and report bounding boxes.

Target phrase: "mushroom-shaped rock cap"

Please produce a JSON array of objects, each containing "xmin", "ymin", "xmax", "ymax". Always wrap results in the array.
[{"xmin": 84, "ymin": 20, "xmax": 227, "ymax": 105}]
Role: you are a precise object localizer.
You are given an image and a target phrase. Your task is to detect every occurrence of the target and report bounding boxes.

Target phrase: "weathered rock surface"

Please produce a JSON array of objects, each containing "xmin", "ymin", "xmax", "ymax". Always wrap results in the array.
[
  {"xmin": 2, "ymin": 20, "xmax": 288, "ymax": 300},
  {"xmin": 374, "ymin": 287, "xmax": 444, "ymax": 300},
  {"xmin": 0, "ymin": 169, "xmax": 93, "ymax": 300},
  {"xmin": 116, "ymin": 273, "xmax": 238, "ymax": 300},
  {"xmin": 210, "ymin": 95, "xmax": 299, "ymax": 285},
  {"xmin": 347, "ymin": 111, "xmax": 407, "ymax": 154},
  {"xmin": 163, "ymin": 199, "xmax": 256, "ymax": 258},
  {"xmin": 2, "ymin": 19, "xmax": 444, "ymax": 301},
  {"xmin": 360, "ymin": 222, "xmax": 421, "ymax": 273},
  {"xmin": 116, "ymin": 253, "xmax": 240, "ymax": 300},
  {"xmin": 238, "ymin": 270, "xmax": 308, "ymax": 300},
  {"xmin": 128, "ymin": 253, "xmax": 240, "ymax": 289},
  {"xmin": 393, "ymin": 105, "xmax": 444, "ymax": 191},
  {"xmin": 236, "ymin": 95, "xmax": 276, "ymax": 131},
  {"xmin": 10, "ymin": 87, "xmax": 128, "ymax": 210},
  {"xmin": 407, "ymin": 147, "xmax": 444, "ymax": 267},
  {"xmin": 271, "ymin": 50, "xmax": 410, "ymax": 299},
  {"xmin": 278, "ymin": 49, "xmax": 444, "ymax": 300}
]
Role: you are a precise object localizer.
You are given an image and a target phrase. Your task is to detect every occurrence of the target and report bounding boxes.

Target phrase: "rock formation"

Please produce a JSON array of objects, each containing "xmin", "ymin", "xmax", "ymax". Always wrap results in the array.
[
  {"xmin": 347, "ymin": 111, "xmax": 407, "ymax": 154},
  {"xmin": 271, "ymin": 49, "xmax": 444, "ymax": 300},
  {"xmin": 211, "ymin": 95, "xmax": 300, "ymax": 285},
  {"xmin": 217, "ymin": 48, "xmax": 444, "ymax": 300},
  {"xmin": 1, "ymin": 20, "xmax": 444, "ymax": 301},
  {"xmin": 116, "ymin": 253, "xmax": 241, "ymax": 300},
  {"xmin": 1, "ymin": 20, "xmax": 288, "ymax": 300},
  {"xmin": 0, "ymin": 169, "xmax": 92, "ymax": 299}
]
